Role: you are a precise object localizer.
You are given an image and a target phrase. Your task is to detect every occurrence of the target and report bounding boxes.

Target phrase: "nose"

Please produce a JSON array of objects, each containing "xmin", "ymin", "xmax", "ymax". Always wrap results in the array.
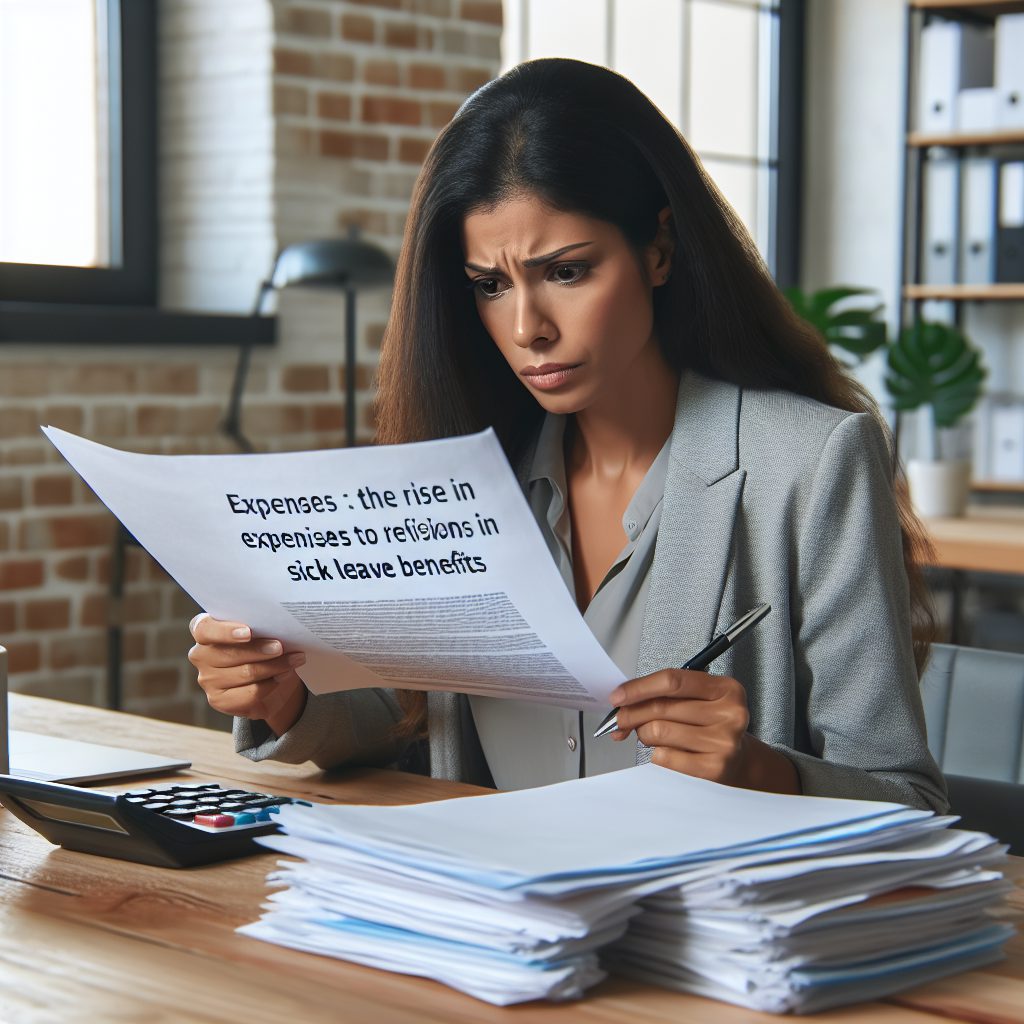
[{"xmin": 512, "ymin": 287, "xmax": 557, "ymax": 349}]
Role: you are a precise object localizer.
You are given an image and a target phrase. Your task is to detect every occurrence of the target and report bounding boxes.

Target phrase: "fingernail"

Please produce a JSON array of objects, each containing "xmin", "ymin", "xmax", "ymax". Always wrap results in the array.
[
  {"xmin": 609, "ymin": 688, "xmax": 624, "ymax": 703},
  {"xmin": 287, "ymin": 653, "xmax": 306, "ymax": 667},
  {"xmin": 259, "ymin": 640, "xmax": 282, "ymax": 655},
  {"xmin": 232, "ymin": 626, "xmax": 251, "ymax": 640}
]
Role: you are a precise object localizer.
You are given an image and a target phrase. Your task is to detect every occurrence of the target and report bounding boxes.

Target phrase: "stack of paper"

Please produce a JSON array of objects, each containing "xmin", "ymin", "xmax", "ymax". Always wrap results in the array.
[
  {"xmin": 238, "ymin": 765, "xmax": 1014, "ymax": 1009},
  {"xmin": 605, "ymin": 827, "xmax": 1012, "ymax": 1013}
]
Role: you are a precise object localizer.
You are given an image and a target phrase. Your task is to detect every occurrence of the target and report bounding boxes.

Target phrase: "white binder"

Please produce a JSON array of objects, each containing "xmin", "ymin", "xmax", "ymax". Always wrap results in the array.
[
  {"xmin": 1001, "ymin": 161, "xmax": 1024, "ymax": 228},
  {"xmin": 997, "ymin": 160, "xmax": 1024, "ymax": 283},
  {"xmin": 995, "ymin": 13, "xmax": 1024, "ymax": 129},
  {"xmin": 917, "ymin": 20, "xmax": 994, "ymax": 134},
  {"xmin": 990, "ymin": 404, "xmax": 1024, "ymax": 481},
  {"xmin": 956, "ymin": 87, "xmax": 998, "ymax": 132},
  {"xmin": 922, "ymin": 154, "xmax": 959, "ymax": 283},
  {"xmin": 960, "ymin": 157, "xmax": 997, "ymax": 284}
]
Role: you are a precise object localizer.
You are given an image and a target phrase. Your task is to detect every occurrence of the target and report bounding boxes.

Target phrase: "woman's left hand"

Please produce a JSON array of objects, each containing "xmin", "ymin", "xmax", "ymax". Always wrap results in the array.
[{"xmin": 609, "ymin": 670, "xmax": 800, "ymax": 793}]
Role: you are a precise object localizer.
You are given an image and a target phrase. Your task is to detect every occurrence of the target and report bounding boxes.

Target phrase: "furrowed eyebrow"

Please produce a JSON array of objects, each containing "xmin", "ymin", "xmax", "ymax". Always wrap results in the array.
[{"xmin": 463, "ymin": 241, "xmax": 594, "ymax": 274}]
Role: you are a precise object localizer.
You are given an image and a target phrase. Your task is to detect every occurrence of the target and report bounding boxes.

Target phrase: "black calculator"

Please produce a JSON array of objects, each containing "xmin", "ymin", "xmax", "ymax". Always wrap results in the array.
[{"xmin": 0, "ymin": 774, "xmax": 311, "ymax": 868}]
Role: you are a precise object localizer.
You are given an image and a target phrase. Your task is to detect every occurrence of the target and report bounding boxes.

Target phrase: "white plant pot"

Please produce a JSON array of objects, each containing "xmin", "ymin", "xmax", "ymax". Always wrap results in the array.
[{"xmin": 907, "ymin": 458, "xmax": 970, "ymax": 518}]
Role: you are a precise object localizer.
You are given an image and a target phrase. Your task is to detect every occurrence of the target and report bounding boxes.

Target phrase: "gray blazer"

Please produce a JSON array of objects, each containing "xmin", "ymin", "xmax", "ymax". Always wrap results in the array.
[{"xmin": 235, "ymin": 373, "xmax": 949, "ymax": 813}]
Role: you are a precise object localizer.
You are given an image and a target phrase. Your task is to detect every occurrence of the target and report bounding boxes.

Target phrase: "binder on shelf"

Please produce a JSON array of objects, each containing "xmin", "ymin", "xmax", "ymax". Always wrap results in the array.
[
  {"xmin": 960, "ymin": 157, "xmax": 997, "ymax": 285},
  {"xmin": 990, "ymin": 402, "xmax": 1024, "ymax": 481},
  {"xmin": 917, "ymin": 19, "xmax": 994, "ymax": 134},
  {"xmin": 996, "ymin": 160, "xmax": 1024, "ymax": 284},
  {"xmin": 922, "ymin": 153, "xmax": 959, "ymax": 284},
  {"xmin": 956, "ymin": 87, "xmax": 998, "ymax": 133},
  {"xmin": 995, "ymin": 14, "xmax": 1024, "ymax": 130},
  {"xmin": 973, "ymin": 395, "xmax": 993, "ymax": 482}
]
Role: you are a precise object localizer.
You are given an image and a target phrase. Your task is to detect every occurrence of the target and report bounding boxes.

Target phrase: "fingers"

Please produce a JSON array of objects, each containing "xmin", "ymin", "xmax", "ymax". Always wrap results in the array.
[
  {"xmin": 190, "ymin": 649, "xmax": 306, "ymax": 687},
  {"xmin": 204, "ymin": 670, "xmax": 304, "ymax": 720},
  {"xmin": 610, "ymin": 669, "xmax": 735, "ymax": 708},
  {"xmin": 633, "ymin": 718, "xmax": 739, "ymax": 754},
  {"xmin": 188, "ymin": 637, "xmax": 291, "ymax": 671},
  {"xmin": 186, "ymin": 613, "xmax": 309, "ymax": 722},
  {"xmin": 648, "ymin": 746, "xmax": 742, "ymax": 783},
  {"xmin": 613, "ymin": 688, "xmax": 749, "ymax": 736},
  {"xmin": 190, "ymin": 613, "xmax": 253, "ymax": 644}
]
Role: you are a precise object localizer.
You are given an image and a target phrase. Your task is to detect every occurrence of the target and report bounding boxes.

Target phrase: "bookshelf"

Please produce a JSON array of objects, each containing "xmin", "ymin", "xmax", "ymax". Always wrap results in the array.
[
  {"xmin": 909, "ymin": 128, "xmax": 1024, "ymax": 146},
  {"xmin": 910, "ymin": 0, "xmax": 1024, "ymax": 15},
  {"xmin": 900, "ymin": 1, "xmax": 1024, "ymax": 493},
  {"xmin": 903, "ymin": 283, "xmax": 1024, "ymax": 299}
]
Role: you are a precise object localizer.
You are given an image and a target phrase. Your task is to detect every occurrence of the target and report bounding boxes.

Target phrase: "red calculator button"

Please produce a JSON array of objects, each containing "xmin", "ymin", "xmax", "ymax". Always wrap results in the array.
[{"xmin": 194, "ymin": 814, "xmax": 234, "ymax": 828}]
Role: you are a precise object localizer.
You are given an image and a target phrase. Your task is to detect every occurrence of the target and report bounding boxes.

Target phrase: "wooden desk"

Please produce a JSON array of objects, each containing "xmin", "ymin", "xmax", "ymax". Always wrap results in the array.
[
  {"xmin": 3, "ymin": 695, "xmax": 1023, "ymax": 1024},
  {"xmin": 924, "ymin": 505, "xmax": 1024, "ymax": 574}
]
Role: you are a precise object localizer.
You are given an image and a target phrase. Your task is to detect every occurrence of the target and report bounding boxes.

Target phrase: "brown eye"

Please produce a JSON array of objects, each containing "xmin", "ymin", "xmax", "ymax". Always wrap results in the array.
[
  {"xmin": 472, "ymin": 277, "xmax": 509, "ymax": 299},
  {"xmin": 550, "ymin": 262, "xmax": 588, "ymax": 285}
]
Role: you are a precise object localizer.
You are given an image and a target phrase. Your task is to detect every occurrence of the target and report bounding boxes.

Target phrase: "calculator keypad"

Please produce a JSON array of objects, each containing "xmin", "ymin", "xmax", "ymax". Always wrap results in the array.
[{"xmin": 120, "ymin": 783, "xmax": 310, "ymax": 831}]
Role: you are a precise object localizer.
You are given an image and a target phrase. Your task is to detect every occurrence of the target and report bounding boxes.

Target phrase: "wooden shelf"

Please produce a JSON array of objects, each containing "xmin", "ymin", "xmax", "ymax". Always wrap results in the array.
[
  {"xmin": 973, "ymin": 479, "xmax": 1024, "ymax": 493},
  {"xmin": 909, "ymin": 129, "xmax": 1024, "ymax": 147},
  {"xmin": 903, "ymin": 283, "xmax": 1024, "ymax": 300},
  {"xmin": 910, "ymin": 0, "xmax": 1024, "ymax": 16},
  {"xmin": 924, "ymin": 506, "xmax": 1024, "ymax": 573}
]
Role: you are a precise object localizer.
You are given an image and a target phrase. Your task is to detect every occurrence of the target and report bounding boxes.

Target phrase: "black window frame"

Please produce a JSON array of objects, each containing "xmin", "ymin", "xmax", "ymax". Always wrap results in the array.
[
  {"xmin": 0, "ymin": 0, "xmax": 273, "ymax": 347},
  {"xmin": 0, "ymin": 0, "xmax": 156, "ymax": 306},
  {"xmin": 775, "ymin": 0, "xmax": 805, "ymax": 290}
]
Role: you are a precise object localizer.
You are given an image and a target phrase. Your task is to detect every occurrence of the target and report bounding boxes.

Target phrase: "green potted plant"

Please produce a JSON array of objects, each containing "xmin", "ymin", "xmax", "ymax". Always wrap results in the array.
[
  {"xmin": 885, "ymin": 320, "xmax": 987, "ymax": 518},
  {"xmin": 783, "ymin": 286, "xmax": 889, "ymax": 366}
]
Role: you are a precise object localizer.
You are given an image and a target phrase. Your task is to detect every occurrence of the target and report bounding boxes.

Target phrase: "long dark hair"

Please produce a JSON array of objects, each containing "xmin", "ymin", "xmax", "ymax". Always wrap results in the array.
[{"xmin": 375, "ymin": 58, "xmax": 935, "ymax": 736}]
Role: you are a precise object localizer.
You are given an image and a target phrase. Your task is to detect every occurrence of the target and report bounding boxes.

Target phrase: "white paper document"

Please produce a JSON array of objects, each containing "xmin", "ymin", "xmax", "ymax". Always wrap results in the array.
[{"xmin": 43, "ymin": 426, "xmax": 626, "ymax": 708}]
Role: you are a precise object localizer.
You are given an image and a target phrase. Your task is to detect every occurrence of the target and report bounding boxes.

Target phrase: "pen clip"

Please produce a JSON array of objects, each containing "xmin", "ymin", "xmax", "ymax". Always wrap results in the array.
[{"xmin": 722, "ymin": 602, "xmax": 771, "ymax": 643}]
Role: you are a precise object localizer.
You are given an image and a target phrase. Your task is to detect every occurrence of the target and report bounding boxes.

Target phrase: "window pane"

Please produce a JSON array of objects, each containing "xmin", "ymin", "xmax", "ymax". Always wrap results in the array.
[
  {"xmin": 687, "ymin": 0, "xmax": 759, "ymax": 158},
  {"xmin": 613, "ymin": 0, "xmax": 684, "ymax": 128},
  {"xmin": 526, "ymin": 0, "xmax": 608, "ymax": 66},
  {"xmin": 0, "ymin": 0, "xmax": 113, "ymax": 267},
  {"xmin": 756, "ymin": 162, "xmax": 774, "ymax": 263},
  {"xmin": 701, "ymin": 157, "xmax": 758, "ymax": 244}
]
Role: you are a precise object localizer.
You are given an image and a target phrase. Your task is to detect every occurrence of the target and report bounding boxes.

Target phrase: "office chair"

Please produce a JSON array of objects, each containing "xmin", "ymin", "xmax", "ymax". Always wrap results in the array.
[{"xmin": 921, "ymin": 643, "xmax": 1024, "ymax": 854}]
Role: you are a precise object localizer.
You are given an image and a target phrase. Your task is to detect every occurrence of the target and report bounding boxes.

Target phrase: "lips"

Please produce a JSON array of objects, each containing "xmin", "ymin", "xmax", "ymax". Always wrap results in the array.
[{"xmin": 520, "ymin": 363, "xmax": 581, "ymax": 390}]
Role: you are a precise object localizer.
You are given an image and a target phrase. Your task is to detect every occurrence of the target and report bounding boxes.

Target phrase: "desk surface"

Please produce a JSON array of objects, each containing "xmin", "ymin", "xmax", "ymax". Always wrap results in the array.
[
  {"xmin": 924, "ymin": 505, "xmax": 1024, "ymax": 574},
  {"xmin": 3, "ymin": 695, "xmax": 1023, "ymax": 1024}
]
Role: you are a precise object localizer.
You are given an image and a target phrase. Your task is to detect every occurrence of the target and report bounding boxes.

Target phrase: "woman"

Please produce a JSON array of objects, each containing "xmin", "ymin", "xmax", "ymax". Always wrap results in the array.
[{"xmin": 189, "ymin": 59, "xmax": 947, "ymax": 812}]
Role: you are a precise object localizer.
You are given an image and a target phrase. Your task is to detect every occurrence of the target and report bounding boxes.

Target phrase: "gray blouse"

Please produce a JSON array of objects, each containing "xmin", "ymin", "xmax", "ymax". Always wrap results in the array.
[{"xmin": 469, "ymin": 413, "xmax": 671, "ymax": 790}]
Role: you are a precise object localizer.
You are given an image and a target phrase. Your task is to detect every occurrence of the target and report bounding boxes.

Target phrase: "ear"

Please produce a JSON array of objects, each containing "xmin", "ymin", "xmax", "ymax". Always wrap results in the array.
[{"xmin": 644, "ymin": 206, "xmax": 675, "ymax": 287}]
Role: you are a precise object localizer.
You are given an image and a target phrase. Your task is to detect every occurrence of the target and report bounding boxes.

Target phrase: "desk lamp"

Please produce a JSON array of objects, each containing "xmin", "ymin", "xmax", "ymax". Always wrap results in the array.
[{"xmin": 223, "ymin": 230, "xmax": 395, "ymax": 452}]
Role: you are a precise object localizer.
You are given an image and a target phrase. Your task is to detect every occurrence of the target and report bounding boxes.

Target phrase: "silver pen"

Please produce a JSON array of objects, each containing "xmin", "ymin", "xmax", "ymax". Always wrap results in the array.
[{"xmin": 593, "ymin": 603, "xmax": 771, "ymax": 739}]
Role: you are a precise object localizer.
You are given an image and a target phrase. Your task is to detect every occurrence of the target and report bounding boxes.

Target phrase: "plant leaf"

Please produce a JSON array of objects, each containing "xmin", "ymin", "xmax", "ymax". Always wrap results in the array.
[{"xmin": 885, "ymin": 320, "xmax": 986, "ymax": 427}]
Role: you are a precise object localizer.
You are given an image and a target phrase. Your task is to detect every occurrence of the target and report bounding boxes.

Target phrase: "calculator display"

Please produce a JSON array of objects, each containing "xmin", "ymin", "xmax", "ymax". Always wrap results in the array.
[{"xmin": 17, "ymin": 797, "xmax": 129, "ymax": 833}]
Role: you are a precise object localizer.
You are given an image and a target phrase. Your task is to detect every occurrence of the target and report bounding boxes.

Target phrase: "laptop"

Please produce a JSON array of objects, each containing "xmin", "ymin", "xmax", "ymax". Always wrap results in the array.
[{"xmin": 0, "ymin": 645, "xmax": 191, "ymax": 784}]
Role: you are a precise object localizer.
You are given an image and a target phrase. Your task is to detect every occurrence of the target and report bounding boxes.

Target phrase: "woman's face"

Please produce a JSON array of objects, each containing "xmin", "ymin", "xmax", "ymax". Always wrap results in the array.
[{"xmin": 461, "ymin": 193, "xmax": 670, "ymax": 415}]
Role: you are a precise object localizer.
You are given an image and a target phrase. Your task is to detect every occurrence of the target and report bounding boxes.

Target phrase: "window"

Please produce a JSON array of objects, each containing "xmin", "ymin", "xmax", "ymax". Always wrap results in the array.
[
  {"xmin": 0, "ymin": 0, "xmax": 156, "ymax": 305},
  {"xmin": 501, "ymin": 0, "xmax": 804, "ymax": 285}
]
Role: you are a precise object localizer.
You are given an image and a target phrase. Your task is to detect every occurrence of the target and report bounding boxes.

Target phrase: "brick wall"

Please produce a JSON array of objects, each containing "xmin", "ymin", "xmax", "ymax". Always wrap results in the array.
[{"xmin": 0, "ymin": 0, "xmax": 502, "ymax": 726}]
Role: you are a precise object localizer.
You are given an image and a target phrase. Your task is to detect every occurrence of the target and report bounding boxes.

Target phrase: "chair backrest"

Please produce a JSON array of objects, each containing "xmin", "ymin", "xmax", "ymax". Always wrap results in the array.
[
  {"xmin": 921, "ymin": 643, "xmax": 1024, "ymax": 855},
  {"xmin": 921, "ymin": 643, "xmax": 1024, "ymax": 783}
]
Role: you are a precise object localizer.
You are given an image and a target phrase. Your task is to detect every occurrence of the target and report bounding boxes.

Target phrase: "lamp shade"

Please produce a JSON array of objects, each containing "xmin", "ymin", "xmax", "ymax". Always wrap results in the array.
[{"xmin": 270, "ymin": 237, "xmax": 394, "ymax": 291}]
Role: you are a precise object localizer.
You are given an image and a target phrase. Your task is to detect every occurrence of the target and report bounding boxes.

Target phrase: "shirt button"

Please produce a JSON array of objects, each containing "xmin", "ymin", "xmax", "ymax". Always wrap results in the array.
[
  {"xmin": 626, "ymin": 519, "xmax": 637, "ymax": 532},
  {"xmin": 567, "ymin": 736, "xmax": 578, "ymax": 752}
]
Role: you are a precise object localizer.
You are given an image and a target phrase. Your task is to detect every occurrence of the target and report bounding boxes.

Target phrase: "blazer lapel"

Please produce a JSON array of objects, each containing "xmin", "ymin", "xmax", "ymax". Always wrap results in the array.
[{"xmin": 636, "ymin": 372, "xmax": 746, "ymax": 678}]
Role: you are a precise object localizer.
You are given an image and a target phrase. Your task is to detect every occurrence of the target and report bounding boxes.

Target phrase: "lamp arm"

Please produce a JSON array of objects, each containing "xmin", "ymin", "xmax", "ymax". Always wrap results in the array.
[{"xmin": 222, "ymin": 278, "xmax": 274, "ymax": 453}]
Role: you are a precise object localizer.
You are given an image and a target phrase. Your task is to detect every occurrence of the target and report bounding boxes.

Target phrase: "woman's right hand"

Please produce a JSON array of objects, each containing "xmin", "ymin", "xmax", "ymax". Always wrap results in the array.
[{"xmin": 188, "ymin": 613, "xmax": 308, "ymax": 737}]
